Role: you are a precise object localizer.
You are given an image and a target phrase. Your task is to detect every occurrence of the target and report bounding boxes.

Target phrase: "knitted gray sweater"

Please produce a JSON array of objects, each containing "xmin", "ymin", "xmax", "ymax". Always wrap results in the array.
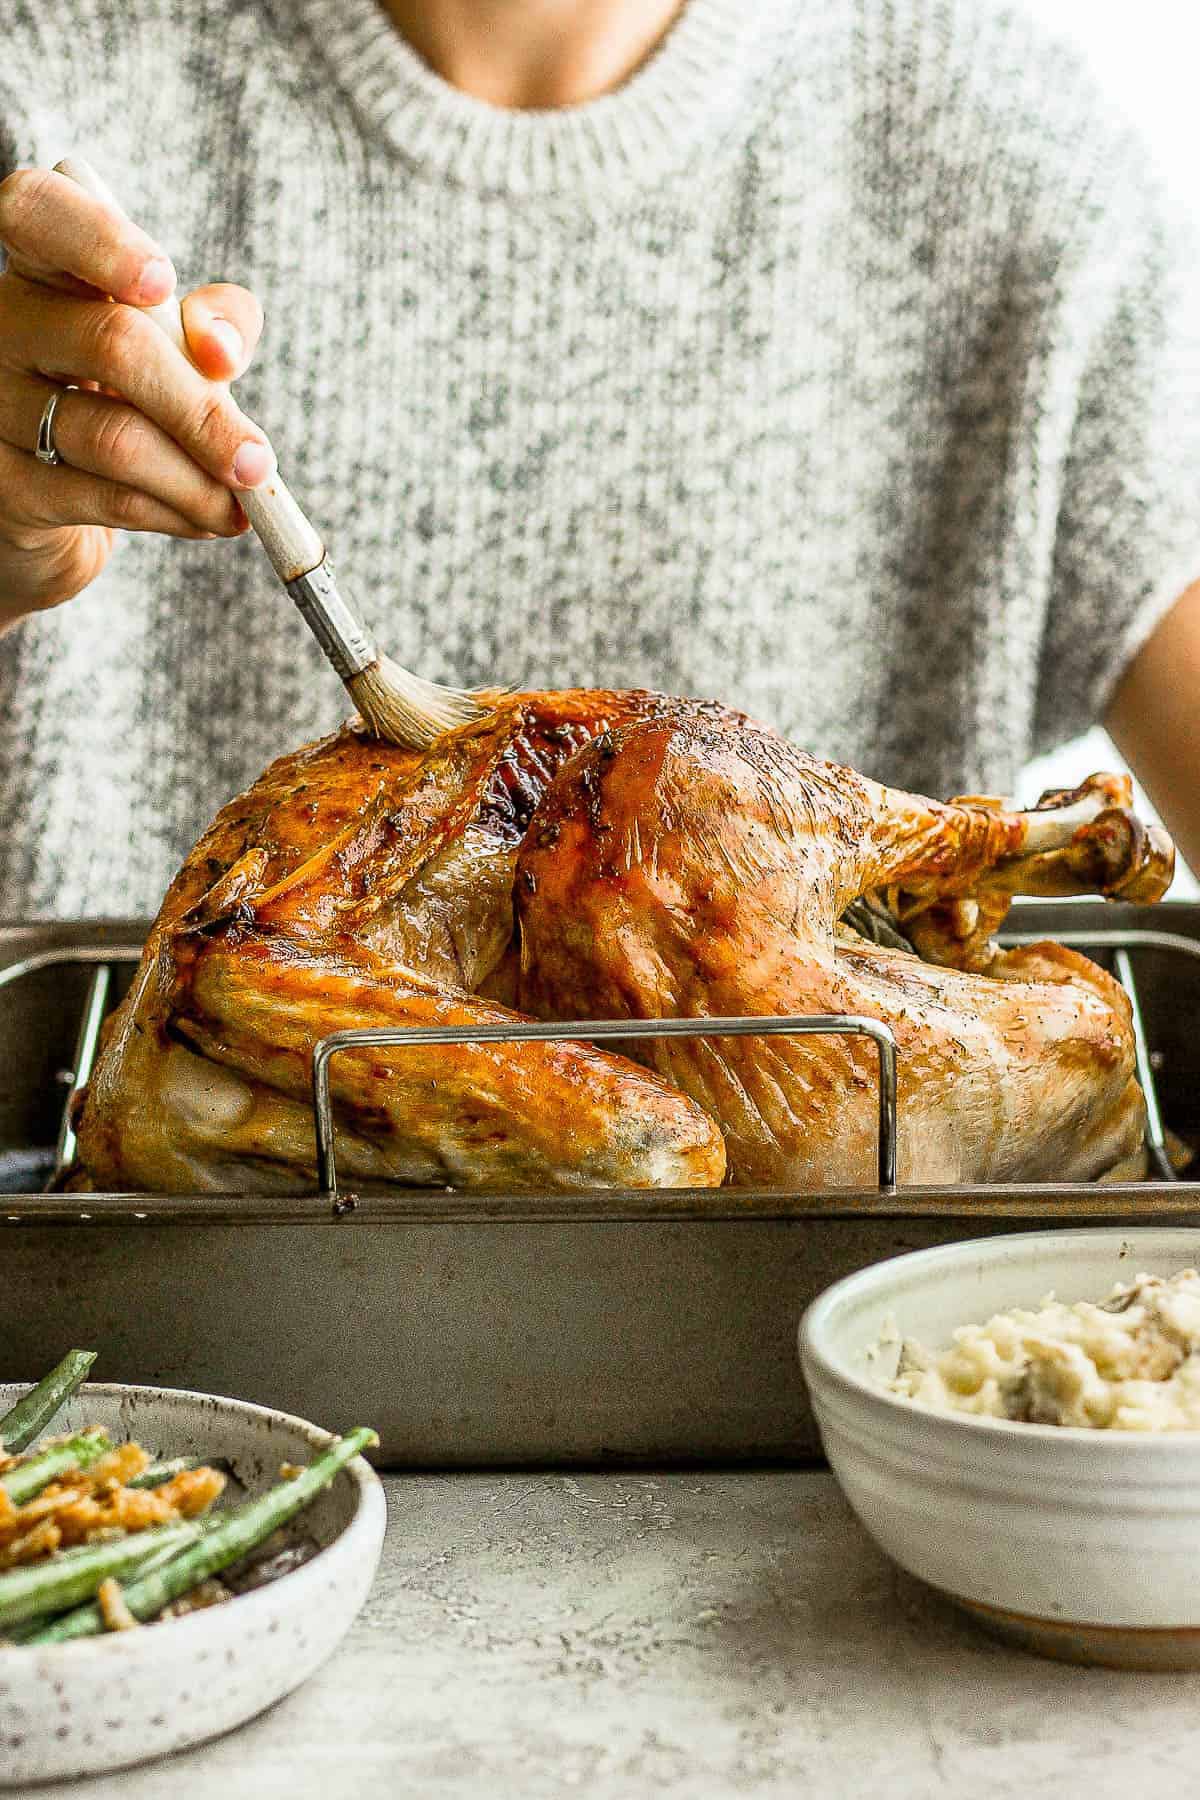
[{"xmin": 1, "ymin": 0, "xmax": 1198, "ymax": 917}]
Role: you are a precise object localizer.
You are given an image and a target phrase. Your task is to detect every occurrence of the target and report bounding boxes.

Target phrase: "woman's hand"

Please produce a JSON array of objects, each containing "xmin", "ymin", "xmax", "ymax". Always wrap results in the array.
[{"xmin": 0, "ymin": 165, "xmax": 275, "ymax": 627}]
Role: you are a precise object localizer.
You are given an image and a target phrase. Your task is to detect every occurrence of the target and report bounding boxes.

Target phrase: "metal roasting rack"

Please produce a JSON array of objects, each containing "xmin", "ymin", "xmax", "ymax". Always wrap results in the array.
[
  {"xmin": 311, "ymin": 1016, "xmax": 899, "ymax": 1197},
  {"xmin": 4, "ymin": 925, "xmax": 1198, "ymax": 1195},
  {"xmin": 0, "ymin": 945, "xmax": 143, "ymax": 1181}
]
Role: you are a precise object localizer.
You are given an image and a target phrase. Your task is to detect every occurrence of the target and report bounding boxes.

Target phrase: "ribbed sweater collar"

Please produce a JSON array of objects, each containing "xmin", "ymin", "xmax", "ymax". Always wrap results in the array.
[{"xmin": 284, "ymin": 0, "xmax": 786, "ymax": 195}]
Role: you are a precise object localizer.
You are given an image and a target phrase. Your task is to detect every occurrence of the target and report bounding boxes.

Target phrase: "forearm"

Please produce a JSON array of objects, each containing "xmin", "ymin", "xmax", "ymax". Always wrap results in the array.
[{"xmin": 1105, "ymin": 580, "xmax": 1200, "ymax": 876}]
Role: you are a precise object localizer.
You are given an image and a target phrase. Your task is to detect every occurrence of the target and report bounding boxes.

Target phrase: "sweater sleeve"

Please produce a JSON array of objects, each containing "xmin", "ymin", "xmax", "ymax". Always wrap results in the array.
[{"xmin": 1032, "ymin": 147, "xmax": 1200, "ymax": 758}]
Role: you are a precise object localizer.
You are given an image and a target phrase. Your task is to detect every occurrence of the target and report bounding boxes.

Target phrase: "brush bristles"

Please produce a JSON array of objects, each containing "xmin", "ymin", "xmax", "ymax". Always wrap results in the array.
[{"xmin": 346, "ymin": 655, "xmax": 502, "ymax": 750}]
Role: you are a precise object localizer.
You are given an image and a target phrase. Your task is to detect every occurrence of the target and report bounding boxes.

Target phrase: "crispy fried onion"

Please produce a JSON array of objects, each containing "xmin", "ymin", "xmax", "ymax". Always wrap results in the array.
[{"xmin": 0, "ymin": 1444, "xmax": 225, "ymax": 1567}]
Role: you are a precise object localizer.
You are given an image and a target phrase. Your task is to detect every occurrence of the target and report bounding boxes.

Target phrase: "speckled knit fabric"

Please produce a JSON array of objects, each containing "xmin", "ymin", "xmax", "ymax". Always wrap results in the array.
[{"xmin": 1, "ymin": 0, "xmax": 1199, "ymax": 917}]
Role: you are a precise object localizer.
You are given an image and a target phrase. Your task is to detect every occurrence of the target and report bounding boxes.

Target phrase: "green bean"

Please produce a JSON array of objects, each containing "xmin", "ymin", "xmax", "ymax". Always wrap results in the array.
[
  {"xmin": 2, "ymin": 1430, "xmax": 112, "ymax": 1505},
  {"xmin": 29, "ymin": 1428, "xmax": 378, "ymax": 1643},
  {"xmin": 0, "ymin": 1352, "xmax": 97, "ymax": 1454},
  {"xmin": 0, "ymin": 1522, "xmax": 200, "ymax": 1630},
  {"xmin": 127, "ymin": 1457, "xmax": 199, "ymax": 1491}
]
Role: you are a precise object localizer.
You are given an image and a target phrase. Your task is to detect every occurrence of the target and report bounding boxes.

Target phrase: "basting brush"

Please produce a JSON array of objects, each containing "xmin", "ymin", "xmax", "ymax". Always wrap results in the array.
[{"xmin": 55, "ymin": 157, "xmax": 493, "ymax": 750}]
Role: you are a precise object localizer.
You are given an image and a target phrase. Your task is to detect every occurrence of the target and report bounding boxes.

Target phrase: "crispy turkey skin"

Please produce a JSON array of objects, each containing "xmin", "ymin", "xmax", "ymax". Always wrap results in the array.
[{"xmin": 74, "ymin": 690, "xmax": 1173, "ymax": 1193}]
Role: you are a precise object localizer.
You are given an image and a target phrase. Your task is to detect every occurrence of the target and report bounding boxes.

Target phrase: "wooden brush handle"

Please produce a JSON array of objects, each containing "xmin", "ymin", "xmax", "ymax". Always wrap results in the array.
[{"xmin": 53, "ymin": 156, "xmax": 324, "ymax": 583}]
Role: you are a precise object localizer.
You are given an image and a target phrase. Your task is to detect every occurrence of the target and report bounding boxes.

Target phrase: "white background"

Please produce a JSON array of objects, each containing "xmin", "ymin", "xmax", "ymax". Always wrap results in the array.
[
  {"xmin": 1034, "ymin": 0, "xmax": 1200, "ymax": 168},
  {"xmin": 1013, "ymin": 1, "xmax": 1199, "ymax": 890}
]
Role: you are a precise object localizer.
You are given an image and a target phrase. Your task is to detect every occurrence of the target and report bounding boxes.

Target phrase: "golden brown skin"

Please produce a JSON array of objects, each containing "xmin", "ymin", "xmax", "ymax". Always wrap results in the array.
[
  {"xmin": 76, "ymin": 691, "xmax": 1173, "ymax": 1193},
  {"xmin": 77, "ymin": 692, "xmax": 732, "ymax": 1193},
  {"xmin": 516, "ymin": 717, "xmax": 1171, "ymax": 1187}
]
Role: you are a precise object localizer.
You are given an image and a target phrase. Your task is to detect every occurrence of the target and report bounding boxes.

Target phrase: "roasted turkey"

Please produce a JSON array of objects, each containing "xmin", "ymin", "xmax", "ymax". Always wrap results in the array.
[{"xmin": 75, "ymin": 689, "xmax": 1173, "ymax": 1194}]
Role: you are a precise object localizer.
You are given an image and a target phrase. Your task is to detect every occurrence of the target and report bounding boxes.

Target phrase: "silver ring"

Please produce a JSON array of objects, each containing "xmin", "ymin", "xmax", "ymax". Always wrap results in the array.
[{"xmin": 35, "ymin": 387, "xmax": 70, "ymax": 467}]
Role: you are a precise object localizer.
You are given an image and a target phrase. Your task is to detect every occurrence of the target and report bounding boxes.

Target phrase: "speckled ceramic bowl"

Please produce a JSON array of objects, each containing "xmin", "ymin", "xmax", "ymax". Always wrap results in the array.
[
  {"xmin": 0, "ymin": 1382, "xmax": 386, "ymax": 1784},
  {"xmin": 799, "ymin": 1228, "xmax": 1200, "ymax": 1669}
]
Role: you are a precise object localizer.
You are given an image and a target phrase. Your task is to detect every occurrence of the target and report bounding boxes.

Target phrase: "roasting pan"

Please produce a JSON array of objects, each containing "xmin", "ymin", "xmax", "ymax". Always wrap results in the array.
[{"xmin": 3, "ymin": 904, "xmax": 1200, "ymax": 1466}]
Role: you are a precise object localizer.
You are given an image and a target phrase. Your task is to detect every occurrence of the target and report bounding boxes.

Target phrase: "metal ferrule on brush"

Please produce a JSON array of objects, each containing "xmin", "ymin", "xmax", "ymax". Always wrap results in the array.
[{"xmin": 285, "ymin": 559, "xmax": 376, "ymax": 681}]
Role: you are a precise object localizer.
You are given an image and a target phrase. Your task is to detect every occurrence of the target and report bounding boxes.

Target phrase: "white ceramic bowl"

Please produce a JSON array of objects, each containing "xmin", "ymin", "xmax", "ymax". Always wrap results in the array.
[
  {"xmin": 799, "ymin": 1227, "xmax": 1200, "ymax": 1669},
  {"xmin": 0, "ymin": 1382, "xmax": 386, "ymax": 1784}
]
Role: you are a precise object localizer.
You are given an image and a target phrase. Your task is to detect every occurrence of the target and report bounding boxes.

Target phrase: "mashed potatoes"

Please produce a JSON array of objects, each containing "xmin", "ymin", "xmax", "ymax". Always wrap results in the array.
[{"xmin": 883, "ymin": 1270, "xmax": 1200, "ymax": 1429}]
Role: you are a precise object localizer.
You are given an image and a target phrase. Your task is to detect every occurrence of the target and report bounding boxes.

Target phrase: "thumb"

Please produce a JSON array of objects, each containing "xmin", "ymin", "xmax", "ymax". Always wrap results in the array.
[{"xmin": 180, "ymin": 283, "xmax": 265, "ymax": 382}]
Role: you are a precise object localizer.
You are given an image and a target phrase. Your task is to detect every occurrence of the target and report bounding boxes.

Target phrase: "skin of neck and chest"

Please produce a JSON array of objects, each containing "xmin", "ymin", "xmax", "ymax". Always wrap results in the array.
[
  {"xmin": 0, "ymin": 0, "xmax": 1195, "ymax": 918},
  {"xmin": 380, "ymin": 0, "xmax": 684, "ymax": 109}
]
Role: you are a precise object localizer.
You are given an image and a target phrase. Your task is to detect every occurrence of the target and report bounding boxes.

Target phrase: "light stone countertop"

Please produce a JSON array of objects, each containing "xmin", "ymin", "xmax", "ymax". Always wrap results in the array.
[{"xmin": 25, "ymin": 1469, "xmax": 1200, "ymax": 1800}]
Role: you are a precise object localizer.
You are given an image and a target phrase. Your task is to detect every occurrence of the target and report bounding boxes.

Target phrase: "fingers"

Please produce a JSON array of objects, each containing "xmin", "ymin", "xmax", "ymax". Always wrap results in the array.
[
  {"xmin": 1, "ymin": 278, "xmax": 275, "ymax": 490},
  {"xmin": 181, "ymin": 284, "xmax": 264, "ymax": 382},
  {"xmin": 0, "ymin": 376, "xmax": 247, "ymax": 535},
  {"xmin": 0, "ymin": 167, "xmax": 270, "ymax": 607},
  {"xmin": 0, "ymin": 167, "xmax": 175, "ymax": 304},
  {"xmin": 0, "ymin": 440, "xmax": 219, "ymax": 543}
]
